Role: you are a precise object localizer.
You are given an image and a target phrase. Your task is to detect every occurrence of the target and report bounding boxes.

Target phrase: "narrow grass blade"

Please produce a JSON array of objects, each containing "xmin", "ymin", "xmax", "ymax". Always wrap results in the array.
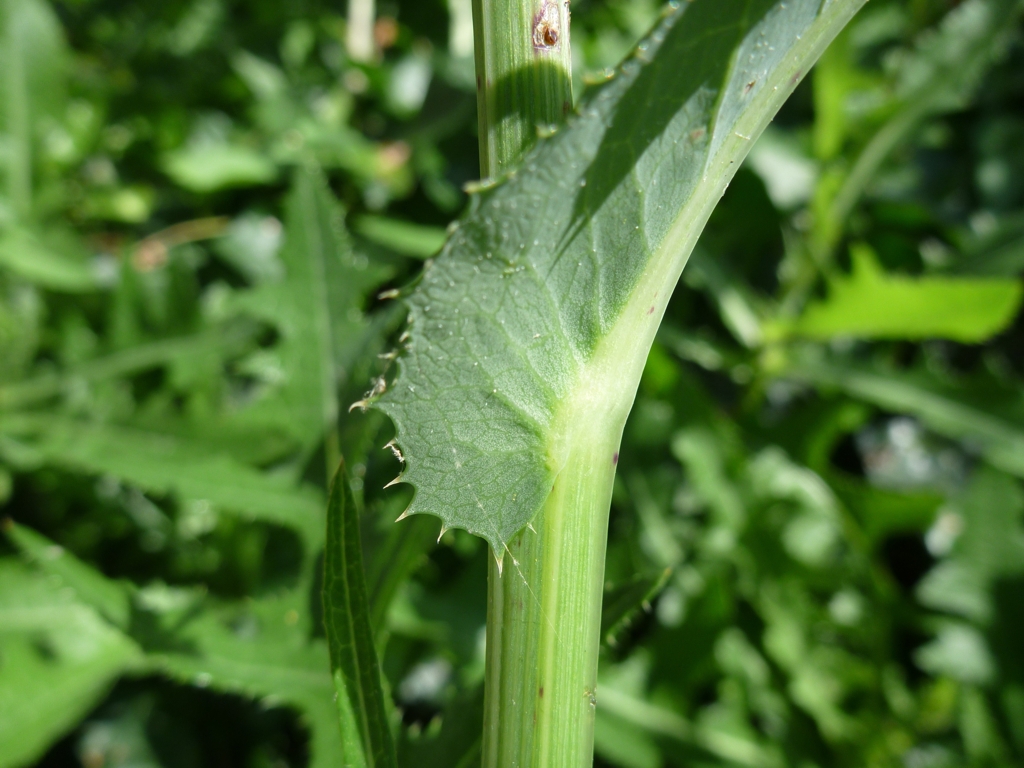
[{"xmin": 323, "ymin": 461, "xmax": 396, "ymax": 768}]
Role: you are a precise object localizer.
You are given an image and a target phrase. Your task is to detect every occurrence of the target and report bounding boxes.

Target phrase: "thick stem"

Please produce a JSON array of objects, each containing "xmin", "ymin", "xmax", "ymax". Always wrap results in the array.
[
  {"xmin": 483, "ymin": 425, "xmax": 617, "ymax": 767},
  {"xmin": 472, "ymin": 2, "xmax": 591, "ymax": 766}
]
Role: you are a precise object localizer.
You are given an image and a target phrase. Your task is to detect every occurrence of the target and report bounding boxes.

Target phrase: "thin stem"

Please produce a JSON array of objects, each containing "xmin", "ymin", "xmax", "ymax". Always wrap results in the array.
[
  {"xmin": 346, "ymin": 0, "xmax": 376, "ymax": 63},
  {"xmin": 472, "ymin": 0, "xmax": 572, "ymax": 177},
  {"xmin": 472, "ymin": 1, "xmax": 586, "ymax": 766}
]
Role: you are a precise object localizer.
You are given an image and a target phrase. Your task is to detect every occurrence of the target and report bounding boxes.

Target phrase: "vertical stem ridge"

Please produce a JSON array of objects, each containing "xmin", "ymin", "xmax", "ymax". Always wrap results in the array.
[{"xmin": 483, "ymin": 423, "xmax": 617, "ymax": 768}]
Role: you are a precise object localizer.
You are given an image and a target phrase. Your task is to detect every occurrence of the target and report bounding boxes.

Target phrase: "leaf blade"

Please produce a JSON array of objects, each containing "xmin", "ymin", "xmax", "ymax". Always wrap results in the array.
[
  {"xmin": 232, "ymin": 167, "xmax": 390, "ymax": 452},
  {"xmin": 323, "ymin": 463, "xmax": 397, "ymax": 768},
  {"xmin": 3, "ymin": 414, "xmax": 325, "ymax": 546},
  {"xmin": 783, "ymin": 245, "xmax": 1023, "ymax": 342},
  {"xmin": 4, "ymin": 521, "xmax": 132, "ymax": 630},
  {"xmin": 377, "ymin": 0, "xmax": 868, "ymax": 549},
  {"xmin": 0, "ymin": 560, "xmax": 140, "ymax": 768}
]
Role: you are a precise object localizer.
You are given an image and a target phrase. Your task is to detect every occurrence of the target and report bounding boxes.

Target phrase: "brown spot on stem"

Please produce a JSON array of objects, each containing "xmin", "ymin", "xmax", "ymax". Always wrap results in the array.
[
  {"xmin": 612, "ymin": 452, "xmax": 619, "ymax": 465},
  {"xmin": 539, "ymin": 686, "xmax": 544, "ymax": 698},
  {"xmin": 533, "ymin": 2, "xmax": 561, "ymax": 50}
]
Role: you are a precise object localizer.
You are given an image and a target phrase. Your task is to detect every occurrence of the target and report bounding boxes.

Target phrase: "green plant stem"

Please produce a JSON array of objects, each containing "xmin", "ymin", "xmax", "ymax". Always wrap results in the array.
[
  {"xmin": 472, "ymin": 1, "xmax": 586, "ymax": 765},
  {"xmin": 483, "ymin": 425, "xmax": 617, "ymax": 767},
  {"xmin": 472, "ymin": 0, "xmax": 572, "ymax": 177}
]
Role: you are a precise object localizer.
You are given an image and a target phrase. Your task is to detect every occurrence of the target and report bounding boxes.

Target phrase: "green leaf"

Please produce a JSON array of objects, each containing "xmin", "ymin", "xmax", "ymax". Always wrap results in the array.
[
  {"xmin": 686, "ymin": 248, "xmax": 764, "ymax": 348},
  {"xmin": 782, "ymin": 354, "xmax": 1024, "ymax": 480},
  {"xmin": 0, "ymin": 560, "xmax": 140, "ymax": 768},
  {"xmin": 0, "ymin": 0, "xmax": 67, "ymax": 219},
  {"xmin": 0, "ymin": 228, "xmax": 96, "ymax": 292},
  {"xmin": 890, "ymin": 0, "xmax": 1022, "ymax": 111},
  {"xmin": 601, "ymin": 568, "xmax": 671, "ymax": 648},
  {"xmin": 819, "ymin": 0, "xmax": 1024, "ymax": 254},
  {"xmin": 364, "ymin": 509, "xmax": 436, "ymax": 639},
  {"xmin": 915, "ymin": 622, "xmax": 995, "ymax": 685},
  {"xmin": 0, "ymin": 286, "xmax": 39, "ymax": 384},
  {"xmin": 2, "ymin": 414, "xmax": 325, "ymax": 546},
  {"xmin": 5, "ymin": 521, "xmax": 132, "ymax": 629},
  {"xmin": 354, "ymin": 216, "xmax": 447, "ymax": 259},
  {"xmin": 148, "ymin": 593, "xmax": 343, "ymax": 768},
  {"xmin": 0, "ymin": 322, "xmax": 257, "ymax": 411},
  {"xmin": 828, "ymin": 471, "xmax": 943, "ymax": 547},
  {"xmin": 916, "ymin": 468, "xmax": 1024, "ymax": 623},
  {"xmin": 398, "ymin": 686, "xmax": 483, "ymax": 768},
  {"xmin": 323, "ymin": 463, "xmax": 396, "ymax": 768},
  {"xmin": 162, "ymin": 144, "xmax": 279, "ymax": 193},
  {"xmin": 950, "ymin": 213, "xmax": 1024, "ymax": 277},
  {"xmin": 377, "ymin": 0, "xmax": 867, "ymax": 551},
  {"xmin": 780, "ymin": 245, "xmax": 1023, "ymax": 342},
  {"xmin": 232, "ymin": 167, "xmax": 390, "ymax": 451}
]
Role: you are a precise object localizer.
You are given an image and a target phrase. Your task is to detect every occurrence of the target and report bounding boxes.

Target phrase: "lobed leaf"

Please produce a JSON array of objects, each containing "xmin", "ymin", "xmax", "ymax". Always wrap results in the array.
[
  {"xmin": 783, "ymin": 244, "xmax": 1023, "ymax": 342},
  {"xmin": 5, "ymin": 521, "xmax": 132, "ymax": 629},
  {"xmin": 377, "ymin": 0, "xmax": 868, "ymax": 551},
  {"xmin": 601, "ymin": 568, "xmax": 672, "ymax": 648},
  {"xmin": 3, "ymin": 414, "xmax": 325, "ymax": 547},
  {"xmin": 149, "ymin": 594, "xmax": 344, "ymax": 768},
  {"xmin": 233, "ymin": 166, "xmax": 390, "ymax": 452},
  {"xmin": 2, "ymin": 522, "xmax": 347, "ymax": 768},
  {"xmin": 0, "ymin": 560, "xmax": 141, "ymax": 768}
]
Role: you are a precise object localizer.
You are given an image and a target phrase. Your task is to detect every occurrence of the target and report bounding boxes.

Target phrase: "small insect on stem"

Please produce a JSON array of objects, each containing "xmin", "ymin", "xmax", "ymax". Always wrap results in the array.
[{"xmin": 533, "ymin": 1, "xmax": 562, "ymax": 51}]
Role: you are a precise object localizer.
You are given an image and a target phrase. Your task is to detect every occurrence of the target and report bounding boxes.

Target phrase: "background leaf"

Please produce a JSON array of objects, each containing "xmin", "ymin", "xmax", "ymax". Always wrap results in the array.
[
  {"xmin": 231, "ymin": 167, "xmax": 391, "ymax": 455},
  {"xmin": 0, "ymin": 550, "xmax": 140, "ymax": 768},
  {"xmin": 783, "ymin": 243, "xmax": 1023, "ymax": 341}
]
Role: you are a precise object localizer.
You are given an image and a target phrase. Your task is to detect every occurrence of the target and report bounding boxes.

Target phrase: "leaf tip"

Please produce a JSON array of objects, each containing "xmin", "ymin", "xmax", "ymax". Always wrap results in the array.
[
  {"xmin": 349, "ymin": 377, "xmax": 388, "ymax": 412},
  {"xmin": 395, "ymin": 508, "xmax": 413, "ymax": 523},
  {"xmin": 383, "ymin": 438, "xmax": 405, "ymax": 464}
]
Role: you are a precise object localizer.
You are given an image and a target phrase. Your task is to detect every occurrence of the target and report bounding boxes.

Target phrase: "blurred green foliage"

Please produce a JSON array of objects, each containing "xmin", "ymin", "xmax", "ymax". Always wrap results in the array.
[{"xmin": 0, "ymin": 0, "xmax": 1023, "ymax": 767}]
